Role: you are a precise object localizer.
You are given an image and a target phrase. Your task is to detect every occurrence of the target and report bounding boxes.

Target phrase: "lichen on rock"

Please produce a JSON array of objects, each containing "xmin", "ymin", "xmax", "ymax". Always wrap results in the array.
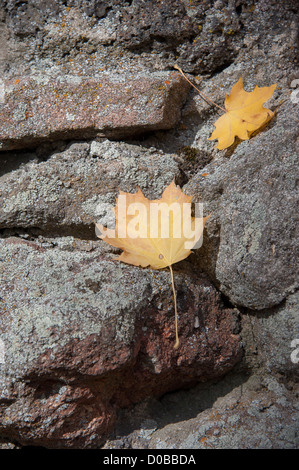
[{"xmin": 0, "ymin": 0, "xmax": 298, "ymax": 450}]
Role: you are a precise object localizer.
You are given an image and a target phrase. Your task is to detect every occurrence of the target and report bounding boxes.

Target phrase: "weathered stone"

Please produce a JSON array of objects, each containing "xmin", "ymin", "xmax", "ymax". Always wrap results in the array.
[
  {"xmin": 104, "ymin": 373, "xmax": 298, "ymax": 449},
  {"xmin": 0, "ymin": 140, "xmax": 179, "ymax": 235},
  {"xmin": 185, "ymin": 100, "xmax": 299, "ymax": 310},
  {"xmin": 0, "ymin": 0, "xmax": 238, "ymax": 77},
  {"xmin": 248, "ymin": 292, "xmax": 299, "ymax": 378},
  {"xmin": 0, "ymin": 72, "xmax": 189, "ymax": 150},
  {"xmin": 2, "ymin": 0, "xmax": 296, "ymax": 88},
  {"xmin": 115, "ymin": 0, "xmax": 196, "ymax": 51},
  {"xmin": 0, "ymin": 0, "xmax": 298, "ymax": 451},
  {"xmin": 0, "ymin": 237, "xmax": 241, "ymax": 448}
]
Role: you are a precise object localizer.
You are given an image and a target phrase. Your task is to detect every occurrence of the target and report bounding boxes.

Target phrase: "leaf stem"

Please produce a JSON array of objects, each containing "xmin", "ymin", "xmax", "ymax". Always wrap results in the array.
[
  {"xmin": 169, "ymin": 264, "xmax": 179, "ymax": 349},
  {"xmin": 174, "ymin": 64, "xmax": 226, "ymax": 113}
]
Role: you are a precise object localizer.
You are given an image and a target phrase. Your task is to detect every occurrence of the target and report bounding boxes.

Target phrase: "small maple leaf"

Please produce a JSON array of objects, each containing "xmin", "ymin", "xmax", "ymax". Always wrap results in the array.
[
  {"xmin": 95, "ymin": 181, "xmax": 210, "ymax": 349},
  {"xmin": 208, "ymin": 76, "xmax": 277, "ymax": 150}
]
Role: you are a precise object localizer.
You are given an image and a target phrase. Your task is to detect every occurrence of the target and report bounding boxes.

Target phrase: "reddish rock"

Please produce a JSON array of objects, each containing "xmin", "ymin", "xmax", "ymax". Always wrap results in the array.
[
  {"xmin": 0, "ymin": 72, "xmax": 189, "ymax": 150},
  {"xmin": 0, "ymin": 238, "xmax": 242, "ymax": 448}
]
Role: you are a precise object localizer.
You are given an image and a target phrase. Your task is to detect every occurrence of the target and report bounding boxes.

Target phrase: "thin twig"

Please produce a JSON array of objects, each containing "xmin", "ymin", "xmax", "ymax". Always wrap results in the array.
[
  {"xmin": 169, "ymin": 264, "xmax": 179, "ymax": 349},
  {"xmin": 174, "ymin": 64, "xmax": 226, "ymax": 113}
]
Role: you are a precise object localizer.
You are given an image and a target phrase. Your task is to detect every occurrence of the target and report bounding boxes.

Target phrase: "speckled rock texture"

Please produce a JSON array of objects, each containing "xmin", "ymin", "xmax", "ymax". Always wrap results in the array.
[
  {"xmin": 0, "ymin": 72, "xmax": 190, "ymax": 150},
  {"xmin": 0, "ymin": 0, "xmax": 298, "ymax": 450},
  {"xmin": 0, "ymin": 140, "xmax": 180, "ymax": 234},
  {"xmin": 103, "ymin": 371, "xmax": 298, "ymax": 449},
  {"xmin": 185, "ymin": 101, "xmax": 299, "ymax": 310},
  {"xmin": 0, "ymin": 237, "xmax": 241, "ymax": 447}
]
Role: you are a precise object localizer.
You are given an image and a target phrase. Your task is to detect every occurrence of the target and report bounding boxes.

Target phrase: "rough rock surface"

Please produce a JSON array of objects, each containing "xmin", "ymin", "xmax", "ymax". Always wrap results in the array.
[
  {"xmin": 0, "ymin": 0, "xmax": 298, "ymax": 450},
  {"xmin": 0, "ymin": 237, "xmax": 241, "ymax": 448},
  {"xmin": 102, "ymin": 294, "xmax": 299, "ymax": 450},
  {"xmin": 185, "ymin": 101, "xmax": 299, "ymax": 310},
  {"xmin": 0, "ymin": 140, "xmax": 180, "ymax": 235},
  {"xmin": 0, "ymin": 72, "xmax": 190, "ymax": 150},
  {"xmin": 103, "ymin": 372, "xmax": 298, "ymax": 449}
]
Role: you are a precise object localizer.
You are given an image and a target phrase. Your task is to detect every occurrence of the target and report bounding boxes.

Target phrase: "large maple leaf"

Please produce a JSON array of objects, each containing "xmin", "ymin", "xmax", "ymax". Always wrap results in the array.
[
  {"xmin": 95, "ymin": 181, "xmax": 209, "ymax": 269},
  {"xmin": 95, "ymin": 181, "xmax": 210, "ymax": 348},
  {"xmin": 208, "ymin": 76, "xmax": 277, "ymax": 150}
]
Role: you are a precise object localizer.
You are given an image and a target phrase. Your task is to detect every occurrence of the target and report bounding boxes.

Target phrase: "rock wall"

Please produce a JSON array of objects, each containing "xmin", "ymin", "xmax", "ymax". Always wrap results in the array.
[{"xmin": 0, "ymin": 0, "xmax": 298, "ymax": 449}]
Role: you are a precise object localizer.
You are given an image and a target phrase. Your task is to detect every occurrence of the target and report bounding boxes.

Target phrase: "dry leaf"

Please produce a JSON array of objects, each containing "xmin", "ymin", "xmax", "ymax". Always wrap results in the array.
[
  {"xmin": 95, "ymin": 181, "xmax": 209, "ymax": 269},
  {"xmin": 208, "ymin": 76, "xmax": 277, "ymax": 150},
  {"xmin": 95, "ymin": 181, "xmax": 210, "ymax": 349}
]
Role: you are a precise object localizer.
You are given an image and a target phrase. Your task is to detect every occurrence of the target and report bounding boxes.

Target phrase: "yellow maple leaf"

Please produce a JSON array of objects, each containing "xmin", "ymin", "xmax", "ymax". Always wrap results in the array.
[
  {"xmin": 208, "ymin": 76, "xmax": 277, "ymax": 150},
  {"xmin": 95, "ymin": 181, "xmax": 210, "ymax": 348}
]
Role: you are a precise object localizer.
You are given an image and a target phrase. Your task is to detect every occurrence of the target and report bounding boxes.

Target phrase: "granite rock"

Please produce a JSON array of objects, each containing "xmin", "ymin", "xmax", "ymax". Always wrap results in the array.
[
  {"xmin": 0, "ymin": 140, "xmax": 180, "ymax": 235},
  {"xmin": 0, "ymin": 72, "xmax": 189, "ymax": 150},
  {"xmin": 0, "ymin": 0, "xmax": 298, "ymax": 450},
  {"xmin": 0, "ymin": 237, "xmax": 241, "ymax": 448},
  {"xmin": 185, "ymin": 101, "xmax": 299, "ymax": 310},
  {"xmin": 103, "ymin": 373, "xmax": 298, "ymax": 449}
]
